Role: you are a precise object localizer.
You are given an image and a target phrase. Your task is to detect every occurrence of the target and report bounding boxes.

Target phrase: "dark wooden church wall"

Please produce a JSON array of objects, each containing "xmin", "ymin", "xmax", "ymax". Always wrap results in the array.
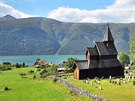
[
  {"xmin": 79, "ymin": 69, "xmax": 99, "ymax": 79},
  {"xmin": 79, "ymin": 70, "xmax": 88, "ymax": 79},
  {"xmin": 98, "ymin": 67, "xmax": 124, "ymax": 78}
]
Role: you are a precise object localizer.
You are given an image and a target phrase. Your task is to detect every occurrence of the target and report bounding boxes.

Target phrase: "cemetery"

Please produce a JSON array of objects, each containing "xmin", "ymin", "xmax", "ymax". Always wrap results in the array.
[{"xmin": 66, "ymin": 72, "xmax": 135, "ymax": 101}]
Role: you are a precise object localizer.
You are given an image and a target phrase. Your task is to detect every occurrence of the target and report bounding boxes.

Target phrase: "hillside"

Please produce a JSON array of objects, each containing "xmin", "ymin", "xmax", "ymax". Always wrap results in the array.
[{"xmin": 0, "ymin": 15, "xmax": 134, "ymax": 55}]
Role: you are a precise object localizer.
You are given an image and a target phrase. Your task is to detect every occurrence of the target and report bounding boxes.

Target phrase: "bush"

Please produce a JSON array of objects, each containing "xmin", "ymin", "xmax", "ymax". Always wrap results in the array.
[
  {"xmin": 40, "ymin": 69, "xmax": 47, "ymax": 75},
  {"xmin": 28, "ymin": 70, "xmax": 34, "ymax": 74},
  {"xmin": 40, "ymin": 73, "xmax": 49, "ymax": 78},
  {"xmin": 4, "ymin": 87, "xmax": 11, "ymax": 91},
  {"xmin": 33, "ymin": 75, "xmax": 36, "ymax": 79},
  {"xmin": 15, "ymin": 63, "xmax": 22, "ymax": 68},
  {"xmin": 131, "ymin": 65, "xmax": 135, "ymax": 70},
  {"xmin": 69, "ymin": 88, "xmax": 79, "ymax": 96},
  {"xmin": 0, "ymin": 65, "xmax": 12, "ymax": 71},
  {"xmin": 19, "ymin": 73, "xmax": 27, "ymax": 78},
  {"xmin": 133, "ymin": 81, "xmax": 135, "ymax": 85},
  {"xmin": 37, "ymin": 68, "xmax": 41, "ymax": 71},
  {"xmin": 118, "ymin": 52, "xmax": 130, "ymax": 67},
  {"xmin": 53, "ymin": 77, "xmax": 58, "ymax": 82},
  {"xmin": 3, "ymin": 62, "xmax": 11, "ymax": 65}
]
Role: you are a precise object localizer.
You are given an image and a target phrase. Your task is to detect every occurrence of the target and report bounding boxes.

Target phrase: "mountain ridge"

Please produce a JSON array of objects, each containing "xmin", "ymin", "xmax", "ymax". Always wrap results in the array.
[{"xmin": 0, "ymin": 15, "xmax": 134, "ymax": 55}]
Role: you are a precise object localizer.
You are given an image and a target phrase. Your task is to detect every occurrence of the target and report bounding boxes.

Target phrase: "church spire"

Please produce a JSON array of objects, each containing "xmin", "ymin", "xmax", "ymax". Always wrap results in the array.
[{"xmin": 103, "ymin": 23, "xmax": 114, "ymax": 42}]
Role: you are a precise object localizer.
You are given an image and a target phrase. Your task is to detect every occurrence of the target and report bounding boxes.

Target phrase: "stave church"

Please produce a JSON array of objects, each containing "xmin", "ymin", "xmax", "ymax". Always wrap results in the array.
[{"xmin": 73, "ymin": 24, "xmax": 124, "ymax": 79}]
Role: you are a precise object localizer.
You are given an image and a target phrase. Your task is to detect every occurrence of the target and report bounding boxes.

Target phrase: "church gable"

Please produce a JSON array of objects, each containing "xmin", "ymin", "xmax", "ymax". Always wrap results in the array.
[{"xmin": 95, "ymin": 42, "xmax": 108, "ymax": 56}]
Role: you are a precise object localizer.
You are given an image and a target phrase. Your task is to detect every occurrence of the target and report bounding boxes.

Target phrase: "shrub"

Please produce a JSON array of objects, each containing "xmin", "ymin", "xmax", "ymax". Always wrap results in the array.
[
  {"xmin": 63, "ymin": 76, "xmax": 67, "ymax": 79},
  {"xmin": 118, "ymin": 52, "xmax": 130, "ymax": 67},
  {"xmin": 28, "ymin": 70, "xmax": 34, "ymax": 74},
  {"xmin": 47, "ymin": 64, "xmax": 59, "ymax": 75},
  {"xmin": 133, "ymin": 81, "xmax": 135, "ymax": 85},
  {"xmin": 19, "ymin": 73, "xmax": 27, "ymax": 78},
  {"xmin": 69, "ymin": 88, "xmax": 79, "ymax": 96},
  {"xmin": 4, "ymin": 87, "xmax": 11, "ymax": 91},
  {"xmin": 15, "ymin": 63, "xmax": 22, "ymax": 68},
  {"xmin": 40, "ymin": 69, "xmax": 47, "ymax": 75},
  {"xmin": 53, "ymin": 77, "xmax": 58, "ymax": 82},
  {"xmin": 37, "ymin": 68, "xmax": 41, "ymax": 71},
  {"xmin": 3, "ymin": 62, "xmax": 11, "ymax": 65},
  {"xmin": 33, "ymin": 75, "xmax": 36, "ymax": 79},
  {"xmin": 0, "ymin": 65, "xmax": 12, "ymax": 71},
  {"xmin": 40, "ymin": 73, "xmax": 49, "ymax": 78}
]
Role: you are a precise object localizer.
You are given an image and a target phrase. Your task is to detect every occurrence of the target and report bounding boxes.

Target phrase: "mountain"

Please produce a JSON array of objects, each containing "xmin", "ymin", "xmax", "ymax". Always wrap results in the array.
[
  {"xmin": 0, "ymin": 15, "xmax": 134, "ymax": 55},
  {"xmin": 0, "ymin": 15, "xmax": 16, "ymax": 21}
]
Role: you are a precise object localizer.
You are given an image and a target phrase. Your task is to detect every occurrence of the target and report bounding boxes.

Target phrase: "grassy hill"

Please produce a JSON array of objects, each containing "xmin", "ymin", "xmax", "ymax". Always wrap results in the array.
[
  {"xmin": 0, "ymin": 15, "xmax": 135, "ymax": 55},
  {"xmin": 0, "ymin": 67, "xmax": 90, "ymax": 101},
  {"xmin": 0, "ymin": 67, "xmax": 135, "ymax": 101}
]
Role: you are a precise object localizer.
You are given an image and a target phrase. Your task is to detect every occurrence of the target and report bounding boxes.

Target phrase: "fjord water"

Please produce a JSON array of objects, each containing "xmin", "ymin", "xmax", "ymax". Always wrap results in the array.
[{"xmin": 0, "ymin": 55, "xmax": 85, "ymax": 66}]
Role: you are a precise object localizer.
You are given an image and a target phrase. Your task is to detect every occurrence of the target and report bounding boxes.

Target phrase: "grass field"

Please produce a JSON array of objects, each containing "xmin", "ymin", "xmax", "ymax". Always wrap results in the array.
[
  {"xmin": 0, "ymin": 67, "xmax": 91, "ymax": 101},
  {"xmin": 67, "ymin": 77, "xmax": 135, "ymax": 101}
]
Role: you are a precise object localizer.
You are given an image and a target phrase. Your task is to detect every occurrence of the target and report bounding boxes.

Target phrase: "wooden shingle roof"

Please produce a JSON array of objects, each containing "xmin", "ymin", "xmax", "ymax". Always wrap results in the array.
[
  {"xmin": 98, "ymin": 59, "xmax": 122, "ymax": 68},
  {"xmin": 103, "ymin": 25, "xmax": 114, "ymax": 42},
  {"xmin": 75, "ymin": 60, "xmax": 88, "ymax": 70},
  {"xmin": 95, "ymin": 42, "xmax": 117, "ymax": 56},
  {"xmin": 107, "ymin": 43, "xmax": 117, "ymax": 55},
  {"xmin": 86, "ymin": 47, "xmax": 98, "ymax": 56},
  {"xmin": 95, "ymin": 42, "xmax": 108, "ymax": 56}
]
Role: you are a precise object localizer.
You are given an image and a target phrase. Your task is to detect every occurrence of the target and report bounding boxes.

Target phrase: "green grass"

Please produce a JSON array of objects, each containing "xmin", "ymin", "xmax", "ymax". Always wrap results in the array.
[
  {"xmin": 67, "ymin": 77, "xmax": 135, "ymax": 101},
  {"xmin": 0, "ymin": 68, "xmax": 91, "ymax": 101}
]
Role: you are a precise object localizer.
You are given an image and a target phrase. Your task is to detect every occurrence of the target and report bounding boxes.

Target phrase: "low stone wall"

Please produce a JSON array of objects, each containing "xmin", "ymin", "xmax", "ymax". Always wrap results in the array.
[{"xmin": 56, "ymin": 77, "xmax": 108, "ymax": 101}]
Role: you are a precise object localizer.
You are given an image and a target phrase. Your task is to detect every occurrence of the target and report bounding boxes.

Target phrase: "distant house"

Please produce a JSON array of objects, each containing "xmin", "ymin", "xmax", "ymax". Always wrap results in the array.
[
  {"xmin": 57, "ymin": 62, "xmax": 66, "ymax": 73},
  {"xmin": 73, "ymin": 24, "xmax": 124, "ymax": 79},
  {"xmin": 34, "ymin": 60, "xmax": 48, "ymax": 67},
  {"xmin": 57, "ymin": 68, "xmax": 65, "ymax": 73}
]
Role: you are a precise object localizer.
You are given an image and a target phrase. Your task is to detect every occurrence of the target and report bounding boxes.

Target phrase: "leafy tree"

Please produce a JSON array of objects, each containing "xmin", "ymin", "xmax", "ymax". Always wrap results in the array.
[
  {"xmin": 130, "ymin": 33, "xmax": 135, "ymax": 69},
  {"xmin": 36, "ymin": 57, "xmax": 41, "ymax": 61},
  {"xmin": 65, "ymin": 57, "xmax": 78, "ymax": 72},
  {"xmin": 15, "ymin": 63, "xmax": 22, "ymax": 68},
  {"xmin": 23, "ymin": 62, "xmax": 25, "ymax": 67},
  {"xmin": 3, "ymin": 62, "xmax": 11, "ymax": 65},
  {"xmin": 118, "ymin": 52, "xmax": 130, "ymax": 67}
]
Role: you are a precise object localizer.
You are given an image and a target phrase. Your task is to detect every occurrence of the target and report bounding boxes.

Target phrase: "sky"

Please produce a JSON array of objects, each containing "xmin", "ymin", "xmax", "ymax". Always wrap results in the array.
[{"xmin": 0, "ymin": 0, "xmax": 135, "ymax": 23}]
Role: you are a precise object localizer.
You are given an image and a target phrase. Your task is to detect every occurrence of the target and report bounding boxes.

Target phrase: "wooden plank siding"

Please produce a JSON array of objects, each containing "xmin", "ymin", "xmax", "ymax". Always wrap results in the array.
[
  {"xmin": 74, "ymin": 67, "xmax": 80, "ymax": 79},
  {"xmin": 86, "ymin": 51, "xmax": 90, "ymax": 60}
]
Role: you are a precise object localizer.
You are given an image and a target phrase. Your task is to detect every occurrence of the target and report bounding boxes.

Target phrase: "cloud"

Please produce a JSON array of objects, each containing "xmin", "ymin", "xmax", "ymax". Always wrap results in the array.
[
  {"xmin": 48, "ymin": 0, "xmax": 135, "ymax": 23},
  {"xmin": 0, "ymin": 2, "xmax": 34, "ymax": 18}
]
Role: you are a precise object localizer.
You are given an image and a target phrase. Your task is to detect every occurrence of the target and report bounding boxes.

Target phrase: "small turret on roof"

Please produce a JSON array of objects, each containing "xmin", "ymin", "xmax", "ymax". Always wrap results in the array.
[{"xmin": 103, "ymin": 23, "xmax": 114, "ymax": 42}]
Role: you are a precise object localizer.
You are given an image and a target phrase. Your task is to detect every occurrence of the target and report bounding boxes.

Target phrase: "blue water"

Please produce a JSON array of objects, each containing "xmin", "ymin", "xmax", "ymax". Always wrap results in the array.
[{"xmin": 0, "ymin": 55, "xmax": 85, "ymax": 66}]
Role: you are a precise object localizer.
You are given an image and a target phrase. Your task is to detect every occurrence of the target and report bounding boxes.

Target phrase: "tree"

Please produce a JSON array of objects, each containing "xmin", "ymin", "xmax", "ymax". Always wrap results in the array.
[
  {"xmin": 130, "ymin": 33, "xmax": 135, "ymax": 69},
  {"xmin": 118, "ymin": 52, "xmax": 130, "ymax": 67},
  {"xmin": 23, "ymin": 62, "xmax": 25, "ymax": 67},
  {"xmin": 3, "ymin": 62, "xmax": 11, "ymax": 65},
  {"xmin": 65, "ymin": 57, "xmax": 78, "ymax": 72},
  {"xmin": 36, "ymin": 57, "xmax": 41, "ymax": 61},
  {"xmin": 15, "ymin": 63, "xmax": 22, "ymax": 68}
]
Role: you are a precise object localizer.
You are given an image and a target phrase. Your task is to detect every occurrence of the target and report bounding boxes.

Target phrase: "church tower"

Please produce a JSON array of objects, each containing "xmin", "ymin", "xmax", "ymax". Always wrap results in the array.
[{"xmin": 103, "ymin": 23, "xmax": 118, "ymax": 55}]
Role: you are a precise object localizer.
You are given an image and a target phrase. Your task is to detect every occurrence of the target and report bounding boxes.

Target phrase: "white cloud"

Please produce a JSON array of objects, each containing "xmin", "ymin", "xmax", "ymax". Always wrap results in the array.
[
  {"xmin": 48, "ymin": 0, "xmax": 135, "ymax": 23},
  {"xmin": 0, "ymin": 2, "xmax": 34, "ymax": 18}
]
